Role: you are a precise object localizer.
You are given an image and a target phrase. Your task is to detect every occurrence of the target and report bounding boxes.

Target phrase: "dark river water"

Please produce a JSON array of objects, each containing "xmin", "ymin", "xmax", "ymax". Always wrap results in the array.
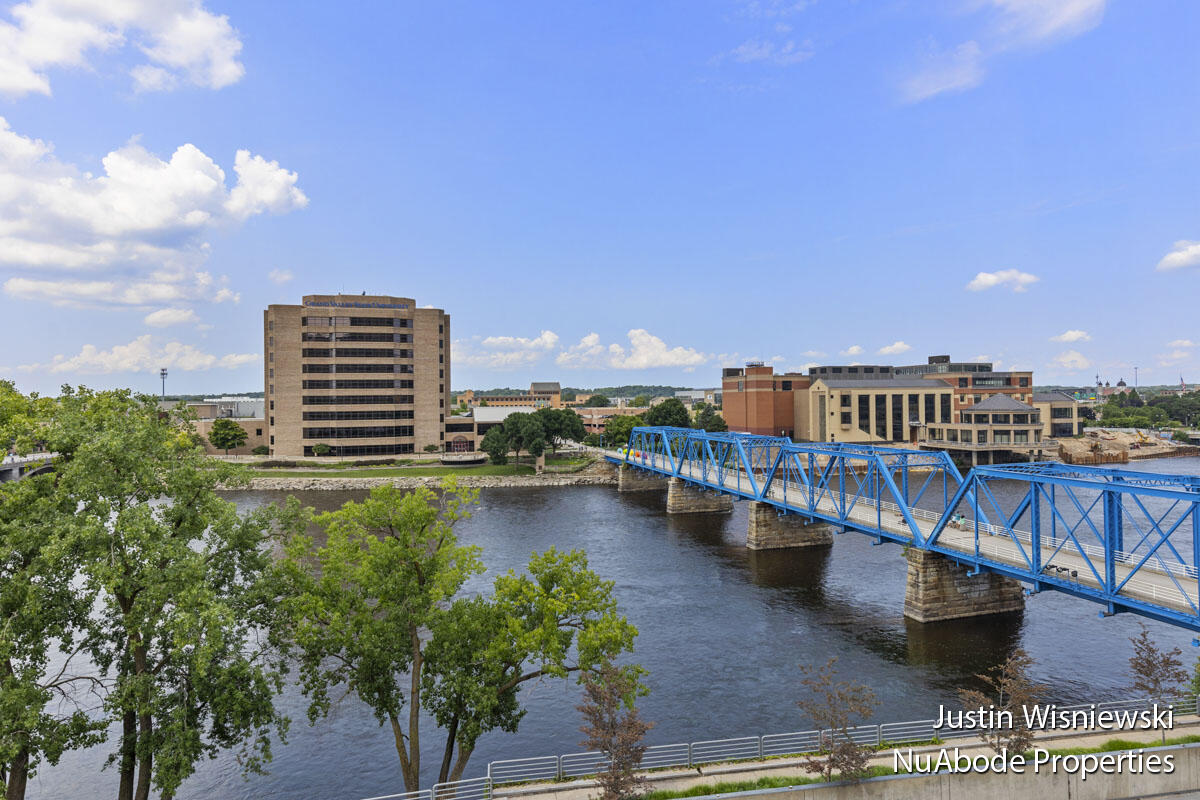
[{"xmin": 26, "ymin": 457, "xmax": 1200, "ymax": 800}]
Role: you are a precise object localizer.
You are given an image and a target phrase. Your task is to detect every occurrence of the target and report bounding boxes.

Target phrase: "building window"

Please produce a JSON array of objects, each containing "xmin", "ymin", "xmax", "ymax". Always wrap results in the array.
[
  {"xmin": 782, "ymin": 380, "xmax": 792, "ymax": 391},
  {"xmin": 858, "ymin": 395, "xmax": 870, "ymax": 433},
  {"xmin": 439, "ymin": 354, "xmax": 444, "ymax": 363},
  {"xmin": 439, "ymin": 385, "xmax": 444, "ymax": 393},
  {"xmin": 439, "ymin": 369, "xmax": 444, "ymax": 378},
  {"xmin": 439, "ymin": 324, "xmax": 444, "ymax": 333},
  {"xmin": 439, "ymin": 339, "xmax": 443, "ymax": 348},
  {"xmin": 947, "ymin": 429, "xmax": 959, "ymax": 442},
  {"xmin": 840, "ymin": 411, "xmax": 851, "ymax": 425},
  {"xmin": 924, "ymin": 394, "xmax": 935, "ymax": 423},
  {"xmin": 269, "ymin": 368, "xmax": 274, "ymax": 378},
  {"xmin": 268, "ymin": 321, "xmax": 274, "ymax": 331},
  {"xmin": 269, "ymin": 384, "xmax": 274, "ymax": 394},
  {"xmin": 440, "ymin": 398, "xmax": 444, "ymax": 407},
  {"xmin": 269, "ymin": 336, "xmax": 274, "ymax": 347},
  {"xmin": 940, "ymin": 394, "xmax": 951, "ymax": 423},
  {"xmin": 1019, "ymin": 377, "xmax": 1029, "ymax": 387},
  {"xmin": 891, "ymin": 394, "xmax": 903, "ymax": 441},
  {"xmin": 269, "ymin": 400, "xmax": 274, "ymax": 410},
  {"xmin": 958, "ymin": 378, "xmax": 968, "ymax": 388},
  {"xmin": 961, "ymin": 430, "xmax": 972, "ymax": 443},
  {"xmin": 270, "ymin": 417, "xmax": 274, "ymax": 425},
  {"xmin": 256, "ymin": 428, "xmax": 263, "ymax": 436},
  {"xmin": 840, "ymin": 394, "xmax": 851, "ymax": 407},
  {"xmin": 268, "ymin": 352, "xmax": 274, "ymax": 362},
  {"xmin": 270, "ymin": 435, "xmax": 274, "ymax": 444},
  {"xmin": 977, "ymin": 431, "xmax": 986, "ymax": 444},
  {"xmin": 875, "ymin": 394, "xmax": 887, "ymax": 439}
]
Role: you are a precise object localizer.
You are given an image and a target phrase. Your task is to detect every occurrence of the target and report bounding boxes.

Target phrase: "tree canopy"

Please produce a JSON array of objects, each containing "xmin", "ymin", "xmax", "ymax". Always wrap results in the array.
[
  {"xmin": 692, "ymin": 402, "xmax": 728, "ymax": 433},
  {"xmin": 643, "ymin": 398, "xmax": 690, "ymax": 428},
  {"xmin": 479, "ymin": 427, "xmax": 509, "ymax": 464},
  {"xmin": 208, "ymin": 417, "xmax": 249, "ymax": 454},
  {"xmin": 603, "ymin": 415, "xmax": 642, "ymax": 448},
  {"xmin": 278, "ymin": 482, "xmax": 638, "ymax": 791},
  {"xmin": 582, "ymin": 394, "xmax": 611, "ymax": 407}
]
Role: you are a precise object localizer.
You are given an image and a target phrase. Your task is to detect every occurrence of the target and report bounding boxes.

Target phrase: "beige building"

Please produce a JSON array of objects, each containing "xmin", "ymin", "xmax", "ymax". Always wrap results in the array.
[
  {"xmin": 576, "ymin": 406, "xmax": 650, "ymax": 435},
  {"xmin": 264, "ymin": 293, "xmax": 450, "ymax": 457},
  {"xmin": 1033, "ymin": 390, "xmax": 1083, "ymax": 439},
  {"xmin": 459, "ymin": 382, "xmax": 563, "ymax": 408},
  {"xmin": 923, "ymin": 394, "xmax": 1055, "ymax": 465},
  {"xmin": 803, "ymin": 377, "xmax": 956, "ymax": 444}
]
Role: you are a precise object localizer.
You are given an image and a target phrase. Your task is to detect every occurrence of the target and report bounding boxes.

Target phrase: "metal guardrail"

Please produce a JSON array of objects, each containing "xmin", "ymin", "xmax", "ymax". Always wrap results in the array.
[{"xmin": 361, "ymin": 695, "xmax": 1199, "ymax": 798}]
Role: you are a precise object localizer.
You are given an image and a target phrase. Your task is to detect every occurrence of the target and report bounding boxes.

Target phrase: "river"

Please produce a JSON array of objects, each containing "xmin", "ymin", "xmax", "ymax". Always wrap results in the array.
[{"xmin": 25, "ymin": 457, "xmax": 1200, "ymax": 800}]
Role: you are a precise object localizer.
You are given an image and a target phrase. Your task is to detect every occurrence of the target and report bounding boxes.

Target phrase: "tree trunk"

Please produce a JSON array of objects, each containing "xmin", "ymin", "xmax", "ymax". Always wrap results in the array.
[
  {"xmin": 4, "ymin": 748, "xmax": 28, "ymax": 800},
  {"xmin": 407, "ymin": 626, "xmax": 422, "ymax": 789},
  {"xmin": 133, "ymin": 645, "xmax": 153, "ymax": 800},
  {"xmin": 447, "ymin": 744, "xmax": 475, "ymax": 784},
  {"xmin": 118, "ymin": 708, "xmax": 137, "ymax": 800},
  {"xmin": 389, "ymin": 714, "xmax": 417, "ymax": 791},
  {"xmin": 437, "ymin": 715, "xmax": 460, "ymax": 784}
]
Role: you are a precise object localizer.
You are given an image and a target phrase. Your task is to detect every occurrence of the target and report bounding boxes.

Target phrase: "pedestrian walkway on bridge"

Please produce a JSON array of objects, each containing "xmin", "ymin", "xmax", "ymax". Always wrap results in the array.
[{"xmin": 606, "ymin": 427, "xmax": 1200, "ymax": 632}]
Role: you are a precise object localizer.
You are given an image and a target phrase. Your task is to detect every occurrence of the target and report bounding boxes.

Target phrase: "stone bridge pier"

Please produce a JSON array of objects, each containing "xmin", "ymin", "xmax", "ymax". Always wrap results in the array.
[
  {"xmin": 746, "ymin": 502, "xmax": 835, "ymax": 549},
  {"xmin": 903, "ymin": 549, "xmax": 1024, "ymax": 622},
  {"xmin": 617, "ymin": 465, "xmax": 669, "ymax": 492},
  {"xmin": 666, "ymin": 477, "xmax": 734, "ymax": 514}
]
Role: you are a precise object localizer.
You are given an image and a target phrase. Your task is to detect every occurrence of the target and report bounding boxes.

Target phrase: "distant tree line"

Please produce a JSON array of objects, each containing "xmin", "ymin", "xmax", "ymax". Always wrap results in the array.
[{"xmin": 1095, "ymin": 390, "xmax": 1200, "ymax": 430}]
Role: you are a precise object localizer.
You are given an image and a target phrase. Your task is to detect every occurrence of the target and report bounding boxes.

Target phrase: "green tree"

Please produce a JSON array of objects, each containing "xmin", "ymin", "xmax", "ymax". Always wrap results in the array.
[
  {"xmin": 1129, "ymin": 624, "xmax": 1188, "ymax": 743},
  {"xmin": 251, "ymin": 445, "xmax": 270, "ymax": 456},
  {"xmin": 311, "ymin": 443, "xmax": 332, "ymax": 457},
  {"xmin": 49, "ymin": 388, "xmax": 290, "ymax": 800},
  {"xmin": 534, "ymin": 408, "xmax": 586, "ymax": 452},
  {"xmin": 796, "ymin": 657, "xmax": 878, "ymax": 783},
  {"xmin": 583, "ymin": 432, "xmax": 604, "ymax": 447},
  {"xmin": 207, "ymin": 418, "xmax": 249, "ymax": 455},
  {"xmin": 604, "ymin": 415, "xmax": 642, "ymax": 448},
  {"xmin": 279, "ymin": 483, "xmax": 637, "ymax": 791},
  {"xmin": 583, "ymin": 394, "xmax": 611, "ymax": 407},
  {"xmin": 1, "ymin": 383, "xmax": 105, "ymax": 800},
  {"xmin": 631, "ymin": 395, "xmax": 650, "ymax": 407},
  {"xmin": 692, "ymin": 402, "xmax": 728, "ymax": 433},
  {"xmin": 480, "ymin": 427, "xmax": 509, "ymax": 465},
  {"xmin": 643, "ymin": 398, "xmax": 689, "ymax": 428},
  {"xmin": 503, "ymin": 413, "xmax": 545, "ymax": 462},
  {"xmin": 424, "ymin": 443, "xmax": 441, "ymax": 453}
]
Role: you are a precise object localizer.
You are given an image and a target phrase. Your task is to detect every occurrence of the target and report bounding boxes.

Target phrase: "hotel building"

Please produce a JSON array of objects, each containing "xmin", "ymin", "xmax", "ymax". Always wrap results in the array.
[{"xmin": 264, "ymin": 293, "xmax": 450, "ymax": 457}]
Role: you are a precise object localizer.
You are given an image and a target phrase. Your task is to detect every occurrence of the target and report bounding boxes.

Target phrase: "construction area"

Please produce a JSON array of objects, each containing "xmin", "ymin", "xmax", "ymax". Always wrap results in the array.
[{"xmin": 1058, "ymin": 428, "xmax": 1200, "ymax": 465}]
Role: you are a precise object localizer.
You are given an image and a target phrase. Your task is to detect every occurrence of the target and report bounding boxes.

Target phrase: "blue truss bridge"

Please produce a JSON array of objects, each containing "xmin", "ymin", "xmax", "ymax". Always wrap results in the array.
[{"xmin": 606, "ymin": 426, "xmax": 1200, "ymax": 632}]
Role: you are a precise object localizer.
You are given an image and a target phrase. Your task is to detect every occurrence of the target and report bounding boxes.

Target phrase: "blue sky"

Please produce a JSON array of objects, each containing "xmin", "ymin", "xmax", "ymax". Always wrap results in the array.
[{"xmin": 0, "ymin": 0, "xmax": 1197, "ymax": 395}]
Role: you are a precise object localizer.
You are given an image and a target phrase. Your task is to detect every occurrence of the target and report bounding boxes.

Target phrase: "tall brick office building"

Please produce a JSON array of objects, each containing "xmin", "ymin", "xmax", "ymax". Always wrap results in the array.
[{"xmin": 264, "ymin": 294, "xmax": 450, "ymax": 457}]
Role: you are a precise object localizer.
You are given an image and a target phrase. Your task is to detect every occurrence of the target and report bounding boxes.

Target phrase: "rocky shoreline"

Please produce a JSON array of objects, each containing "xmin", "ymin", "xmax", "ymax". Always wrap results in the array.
[{"xmin": 229, "ymin": 467, "xmax": 619, "ymax": 492}]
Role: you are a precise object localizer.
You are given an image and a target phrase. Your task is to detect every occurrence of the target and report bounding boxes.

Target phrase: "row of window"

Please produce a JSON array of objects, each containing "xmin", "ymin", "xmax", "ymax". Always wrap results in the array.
[
  {"xmin": 303, "ymin": 426, "xmax": 415, "ymax": 439},
  {"xmin": 301, "ymin": 394, "xmax": 415, "ymax": 405},
  {"xmin": 303, "ymin": 443, "xmax": 415, "ymax": 457},
  {"xmin": 301, "ymin": 379, "xmax": 415, "ymax": 389},
  {"xmin": 302, "ymin": 410, "xmax": 415, "ymax": 420},
  {"xmin": 302, "ymin": 332, "xmax": 413, "ymax": 343},
  {"xmin": 303, "ymin": 316, "xmax": 414, "ymax": 328},
  {"xmin": 302, "ymin": 363, "xmax": 416, "ymax": 374},
  {"xmin": 301, "ymin": 348, "xmax": 414, "ymax": 358},
  {"xmin": 927, "ymin": 428, "xmax": 1042, "ymax": 444},
  {"xmin": 959, "ymin": 412, "xmax": 1040, "ymax": 424}
]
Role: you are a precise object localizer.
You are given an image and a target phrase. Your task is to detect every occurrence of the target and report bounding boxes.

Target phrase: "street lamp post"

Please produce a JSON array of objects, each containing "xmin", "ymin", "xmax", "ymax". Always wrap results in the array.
[{"xmin": 160, "ymin": 368, "xmax": 167, "ymax": 401}]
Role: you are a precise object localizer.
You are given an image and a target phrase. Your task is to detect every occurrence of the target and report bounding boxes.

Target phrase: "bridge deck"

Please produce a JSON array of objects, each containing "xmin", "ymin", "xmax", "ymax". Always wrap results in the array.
[{"xmin": 610, "ymin": 439, "xmax": 1200, "ymax": 628}]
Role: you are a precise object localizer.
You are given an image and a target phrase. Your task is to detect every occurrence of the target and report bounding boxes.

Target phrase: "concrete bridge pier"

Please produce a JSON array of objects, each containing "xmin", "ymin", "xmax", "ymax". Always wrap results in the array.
[
  {"xmin": 746, "ymin": 502, "xmax": 835, "ymax": 549},
  {"xmin": 666, "ymin": 477, "xmax": 733, "ymax": 514},
  {"xmin": 903, "ymin": 549, "xmax": 1025, "ymax": 622},
  {"xmin": 617, "ymin": 465, "xmax": 669, "ymax": 492}
]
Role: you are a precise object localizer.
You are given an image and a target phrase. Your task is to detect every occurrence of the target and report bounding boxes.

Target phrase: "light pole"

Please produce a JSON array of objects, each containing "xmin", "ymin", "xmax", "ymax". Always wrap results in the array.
[{"xmin": 160, "ymin": 368, "xmax": 167, "ymax": 400}]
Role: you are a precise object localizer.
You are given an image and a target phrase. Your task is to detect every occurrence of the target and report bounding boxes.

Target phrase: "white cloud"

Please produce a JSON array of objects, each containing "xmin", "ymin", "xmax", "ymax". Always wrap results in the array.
[
  {"xmin": 1157, "ymin": 350, "xmax": 1191, "ymax": 367},
  {"xmin": 1050, "ymin": 329, "xmax": 1090, "ymax": 342},
  {"xmin": 16, "ymin": 334, "xmax": 257, "ymax": 375},
  {"xmin": 839, "ymin": 345, "xmax": 863, "ymax": 356},
  {"xmin": 453, "ymin": 330, "xmax": 559, "ymax": 370},
  {"xmin": 143, "ymin": 307, "xmax": 198, "ymax": 327},
  {"xmin": 902, "ymin": 1, "xmax": 1105, "ymax": 103},
  {"xmin": 0, "ymin": 118, "xmax": 306, "ymax": 307},
  {"xmin": 800, "ymin": 349, "xmax": 825, "ymax": 358},
  {"xmin": 965, "ymin": 269, "xmax": 1039, "ymax": 292},
  {"xmin": 901, "ymin": 41, "xmax": 984, "ymax": 103},
  {"xmin": 1168, "ymin": 339, "xmax": 1196, "ymax": 348},
  {"xmin": 0, "ymin": 0, "xmax": 244, "ymax": 98},
  {"xmin": 727, "ymin": 38, "xmax": 814, "ymax": 66},
  {"xmin": 989, "ymin": 0, "xmax": 1107, "ymax": 46},
  {"xmin": 1049, "ymin": 350, "xmax": 1091, "ymax": 371},
  {"xmin": 877, "ymin": 341, "xmax": 912, "ymax": 355},
  {"xmin": 557, "ymin": 330, "xmax": 709, "ymax": 371},
  {"xmin": 1156, "ymin": 240, "xmax": 1200, "ymax": 272},
  {"xmin": 267, "ymin": 268, "xmax": 293, "ymax": 285},
  {"xmin": 787, "ymin": 361, "xmax": 820, "ymax": 372}
]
